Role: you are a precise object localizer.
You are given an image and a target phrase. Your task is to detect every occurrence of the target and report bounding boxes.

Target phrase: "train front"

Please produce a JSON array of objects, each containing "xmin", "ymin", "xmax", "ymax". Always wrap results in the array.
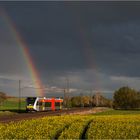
[{"xmin": 26, "ymin": 97, "xmax": 37, "ymax": 112}]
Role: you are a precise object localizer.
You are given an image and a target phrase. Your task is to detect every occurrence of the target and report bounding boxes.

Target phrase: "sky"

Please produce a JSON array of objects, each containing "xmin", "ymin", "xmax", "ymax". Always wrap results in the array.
[{"xmin": 0, "ymin": 1, "xmax": 140, "ymax": 98}]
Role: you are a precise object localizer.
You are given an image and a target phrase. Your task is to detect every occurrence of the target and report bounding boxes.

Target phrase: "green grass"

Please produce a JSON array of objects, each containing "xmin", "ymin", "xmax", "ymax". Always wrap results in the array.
[
  {"xmin": 0, "ymin": 97, "xmax": 26, "ymax": 111},
  {"xmin": 94, "ymin": 109, "xmax": 140, "ymax": 115}
]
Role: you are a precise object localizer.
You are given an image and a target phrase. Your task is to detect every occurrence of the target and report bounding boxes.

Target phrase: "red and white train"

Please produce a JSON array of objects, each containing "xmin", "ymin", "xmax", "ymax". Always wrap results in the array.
[{"xmin": 26, "ymin": 97, "xmax": 63, "ymax": 112}]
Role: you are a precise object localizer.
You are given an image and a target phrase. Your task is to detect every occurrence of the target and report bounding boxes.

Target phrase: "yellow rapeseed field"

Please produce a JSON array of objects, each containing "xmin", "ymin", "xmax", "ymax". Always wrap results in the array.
[{"xmin": 0, "ymin": 114, "xmax": 140, "ymax": 139}]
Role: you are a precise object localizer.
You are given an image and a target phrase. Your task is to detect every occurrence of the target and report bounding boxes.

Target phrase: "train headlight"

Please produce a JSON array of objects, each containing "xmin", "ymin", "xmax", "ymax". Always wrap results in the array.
[{"xmin": 27, "ymin": 105, "xmax": 33, "ymax": 109}]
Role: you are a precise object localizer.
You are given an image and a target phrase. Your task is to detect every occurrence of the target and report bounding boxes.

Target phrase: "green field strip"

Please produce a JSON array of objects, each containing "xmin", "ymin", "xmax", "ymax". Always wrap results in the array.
[{"xmin": 0, "ymin": 98, "xmax": 26, "ymax": 111}]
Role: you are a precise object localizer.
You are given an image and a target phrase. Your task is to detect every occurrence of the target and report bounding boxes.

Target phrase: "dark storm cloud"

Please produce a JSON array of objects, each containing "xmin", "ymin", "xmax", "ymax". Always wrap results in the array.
[
  {"xmin": 1, "ymin": 1, "xmax": 140, "ymax": 97},
  {"xmin": 2, "ymin": 1, "xmax": 139, "ymax": 74},
  {"xmin": 91, "ymin": 23, "xmax": 140, "ymax": 77}
]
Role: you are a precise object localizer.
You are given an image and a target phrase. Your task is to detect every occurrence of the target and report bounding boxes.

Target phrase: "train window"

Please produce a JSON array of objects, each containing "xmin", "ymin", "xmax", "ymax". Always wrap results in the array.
[
  {"xmin": 39, "ymin": 102, "xmax": 42, "ymax": 106},
  {"xmin": 45, "ymin": 102, "xmax": 51, "ymax": 107},
  {"xmin": 55, "ymin": 102, "xmax": 60, "ymax": 106}
]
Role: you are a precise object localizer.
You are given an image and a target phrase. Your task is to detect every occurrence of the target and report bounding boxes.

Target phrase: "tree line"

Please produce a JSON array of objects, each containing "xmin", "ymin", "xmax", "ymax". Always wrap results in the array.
[
  {"xmin": 0, "ymin": 86, "xmax": 140, "ymax": 110},
  {"xmin": 64, "ymin": 94, "xmax": 112, "ymax": 108},
  {"xmin": 64, "ymin": 86, "xmax": 140, "ymax": 109}
]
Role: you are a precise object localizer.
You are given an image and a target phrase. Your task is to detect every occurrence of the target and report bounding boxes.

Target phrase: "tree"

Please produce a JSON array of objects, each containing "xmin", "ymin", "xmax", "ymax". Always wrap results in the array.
[
  {"xmin": 81, "ymin": 96, "xmax": 90, "ymax": 107},
  {"xmin": 0, "ymin": 92, "xmax": 7, "ymax": 105},
  {"xmin": 71, "ymin": 96, "xmax": 81, "ymax": 107},
  {"xmin": 71, "ymin": 96, "xmax": 91, "ymax": 107},
  {"xmin": 92, "ymin": 93, "xmax": 113, "ymax": 107},
  {"xmin": 113, "ymin": 87, "xmax": 138, "ymax": 109},
  {"xmin": 70, "ymin": 94, "xmax": 113, "ymax": 108}
]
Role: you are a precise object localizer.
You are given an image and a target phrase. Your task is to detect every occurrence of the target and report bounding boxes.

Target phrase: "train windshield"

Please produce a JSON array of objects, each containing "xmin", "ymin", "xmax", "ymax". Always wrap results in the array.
[{"xmin": 26, "ymin": 97, "xmax": 36, "ymax": 105}]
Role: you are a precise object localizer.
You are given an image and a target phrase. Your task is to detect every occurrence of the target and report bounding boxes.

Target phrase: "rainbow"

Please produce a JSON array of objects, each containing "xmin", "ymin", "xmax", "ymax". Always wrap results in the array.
[
  {"xmin": 74, "ymin": 13, "xmax": 101, "ymax": 93},
  {"xmin": 79, "ymin": 26, "xmax": 101, "ymax": 92},
  {"xmin": 0, "ymin": 9, "xmax": 44, "ymax": 97}
]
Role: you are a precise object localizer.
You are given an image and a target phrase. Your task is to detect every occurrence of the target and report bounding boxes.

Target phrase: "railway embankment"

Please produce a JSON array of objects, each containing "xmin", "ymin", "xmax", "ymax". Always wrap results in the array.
[{"xmin": 0, "ymin": 107, "xmax": 110, "ymax": 123}]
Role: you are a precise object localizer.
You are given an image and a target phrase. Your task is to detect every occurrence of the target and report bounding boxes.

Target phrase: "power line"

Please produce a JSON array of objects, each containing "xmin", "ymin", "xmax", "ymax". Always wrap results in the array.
[
  {"xmin": 18, "ymin": 80, "xmax": 21, "ymax": 113},
  {"xmin": 64, "ymin": 77, "xmax": 70, "ymax": 108}
]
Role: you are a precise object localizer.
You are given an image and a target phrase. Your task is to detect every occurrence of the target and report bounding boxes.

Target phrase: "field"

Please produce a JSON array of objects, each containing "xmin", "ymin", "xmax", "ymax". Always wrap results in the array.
[
  {"xmin": 0, "ymin": 110, "xmax": 140, "ymax": 139},
  {"xmin": 0, "ymin": 97, "xmax": 26, "ymax": 111}
]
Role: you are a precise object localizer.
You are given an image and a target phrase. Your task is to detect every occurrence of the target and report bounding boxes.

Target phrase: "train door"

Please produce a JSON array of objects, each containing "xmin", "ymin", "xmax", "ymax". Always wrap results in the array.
[
  {"xmin": 42, "ymin": 101, "xmax": 46, "ymax": 111},
  {"xmin": 38, "ymin": 101, "xmax": 44, "ymax": 111},
  {"xmin": 55, "ymin": 102, "xmax": 61, "ymax": 110},
  {"xmin": 34, "ymin": 100, "xmax": 45, "ymax": 111},
  {"xmin": 45, "ymin": 102, "xmax": 52, "ymax": 110},
  {"xmin": 60, "ymin": 102, "xmax": 63, "ymax": 109}
]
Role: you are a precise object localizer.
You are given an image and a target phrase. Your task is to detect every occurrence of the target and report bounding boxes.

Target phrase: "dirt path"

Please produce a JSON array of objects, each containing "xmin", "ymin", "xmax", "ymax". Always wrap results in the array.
[{"xmin": 70, "ymin": 107, "xmax": 110, "ymax": 115}]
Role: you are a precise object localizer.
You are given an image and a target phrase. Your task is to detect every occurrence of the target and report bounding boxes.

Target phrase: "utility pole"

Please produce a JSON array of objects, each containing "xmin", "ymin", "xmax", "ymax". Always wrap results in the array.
[
  {"xmin": 66, "ymin": 77, "xmax": 69, "ymax": 94},
  {"xmin": 63, "ymin": 88, "xmax": 66, "ymax": 108},
  {"xmin": 65, "ymin": 77, "xmax": 70, "ymax": 108},
  {"xmin": 18, "ymin": 80, "xmax": 21, "ymax": 113},
  {"xmin": 90, "ymin": 89, "xmax": 93, "ymax": 108}
]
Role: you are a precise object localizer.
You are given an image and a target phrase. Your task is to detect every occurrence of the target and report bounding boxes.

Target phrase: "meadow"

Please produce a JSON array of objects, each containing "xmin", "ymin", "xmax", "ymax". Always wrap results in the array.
[
  {"xmin": 0, "ymin": 97, "xmax": 26, "ymax": 111},
  {"xmin": 0, "ymin": 110, "xmax": 140, "ymax": 139}
]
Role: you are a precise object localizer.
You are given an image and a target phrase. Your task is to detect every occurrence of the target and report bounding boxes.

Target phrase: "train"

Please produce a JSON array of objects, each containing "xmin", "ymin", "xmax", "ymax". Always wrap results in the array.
[{"xmin": 26, "ymin": 97, "xmax": 63, "ymax": 112}]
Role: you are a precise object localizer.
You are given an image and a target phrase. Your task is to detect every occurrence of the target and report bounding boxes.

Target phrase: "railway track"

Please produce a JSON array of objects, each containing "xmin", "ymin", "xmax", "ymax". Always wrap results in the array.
[{"xmin": 0, "ymin": 108, "xmax": 92, "ymax": 123}]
